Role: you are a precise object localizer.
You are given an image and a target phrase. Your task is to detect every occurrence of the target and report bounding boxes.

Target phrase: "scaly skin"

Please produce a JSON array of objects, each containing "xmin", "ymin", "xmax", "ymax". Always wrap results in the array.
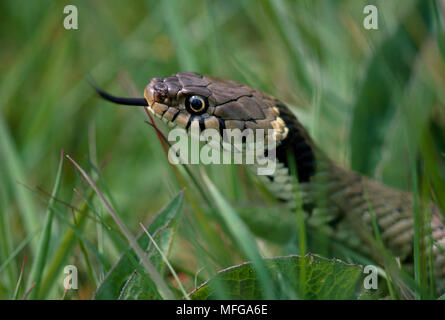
[{"xmin": 141, "ymin": 72, "xmax": 445, "ymax": 293}]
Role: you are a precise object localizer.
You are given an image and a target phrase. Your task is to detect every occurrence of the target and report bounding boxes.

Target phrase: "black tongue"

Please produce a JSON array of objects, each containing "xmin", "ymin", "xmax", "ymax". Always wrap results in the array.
[{"xmin": 88, "ymin": 77, "xmax": 148, "ymax": 106}]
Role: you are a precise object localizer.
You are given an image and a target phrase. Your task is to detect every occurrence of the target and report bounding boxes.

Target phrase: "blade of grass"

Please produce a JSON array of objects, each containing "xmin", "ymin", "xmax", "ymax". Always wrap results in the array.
[
  {"xmin": 94, "ymin": 190, "xmax": 184, "ymax": 300},
  {"xmin": 13, "ymin": 255, "xmax": 26, "ymax": 300},
  {"xmin": 23, "ymin": 178, "xmax": 123, "ymax": 282},
  {"xmin": 350, "ymin": 0, "xmax": 434, "ymax": 175},
  {"xmin": 22, "ymin": 180, "xmax": 114, "ymax": 290},
  {"xmin": 49, "ymin": 205, "xmax": 111, "ymax": 271},
  {"xmin": 142, "ymin": 109, "xmax": 233, "ymax": 265},
  {"xmin": 27, "ymin": 150, "xmax": 64, "ymax": 299},
  {"xmin": 200, "ymin": 167, "xmax": 275, "ymax": 299},
  {"xmin": 0, "ymin": 115, "xmax": 39, "ymax": 253},
  {"xmin": 88, "ymin": 123, "xmax": 104, "ymax": 283},
  {"xmin": 286, "ymin": 150, "xmax": 307, "ymax": 298},
  {"xmin": 66, "ymin": 154, "xmax": 174, "ymax": 300},
  {"xmin": 162, "ymin": 0, "xmax": 198, "ymax": 71},
  {"xmin": 21, "ymin": 283, "xmax": 36, "ymax": 300},
  {"xmin": 0, "ymin": 231, "xmax": 39, "ymax": 275},
  {"xmin": 409, "ymin": 142, "xmax": 424, "ymax": 299},
  {"xmin": 0, "ymin": 187, "xmax": 17, "ymax": 291},
  {"xmin": 139, "ymin": 222, "xmax": 189, "ymax": 300},
  {"xmin": 38, "ymin": 189, "xmax": 94, "ymax": 298},
  {"xmin": 267, "ymin": 0, "xmax": 313, "ymax": 95},
  {"xmin": 366, "ymin": 194, "xmax": 397, "ymax": 300},
  {"xmin": 78, "ymin": 236, "xmax": 98, "ymax": 288}
]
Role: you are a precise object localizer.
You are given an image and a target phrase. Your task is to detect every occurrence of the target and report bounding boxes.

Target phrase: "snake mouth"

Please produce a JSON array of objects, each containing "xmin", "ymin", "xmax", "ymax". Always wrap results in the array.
[{"xmin": 144, "ymin": 86, "xmax": 181, "ymax": 128}]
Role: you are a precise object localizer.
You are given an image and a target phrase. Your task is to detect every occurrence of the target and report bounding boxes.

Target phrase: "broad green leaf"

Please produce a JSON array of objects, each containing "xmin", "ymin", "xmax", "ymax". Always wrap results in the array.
[
  {"xmin": 93, "ymin": 190, "xmax": 183, "ymax": 300},
  {"xmin": 190, "ymin": 254, "xmax": 364, "ymax": 300},
  {"xmin": 118, "ymin": 224, "xmax": 175, "ymax": 300}
]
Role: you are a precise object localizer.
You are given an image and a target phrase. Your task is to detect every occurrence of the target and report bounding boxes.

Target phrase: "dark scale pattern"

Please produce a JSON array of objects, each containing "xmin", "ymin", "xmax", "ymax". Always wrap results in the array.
[{"xmin": 275, "ymin": 104, "xmax": 316, "ymax": 183}]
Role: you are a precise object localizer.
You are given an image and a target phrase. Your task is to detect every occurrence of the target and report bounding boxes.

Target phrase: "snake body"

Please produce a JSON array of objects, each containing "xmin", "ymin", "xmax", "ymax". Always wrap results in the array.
[{"xmin": 99, "ymin": 71, "xmax": 445, "ymax": 293}]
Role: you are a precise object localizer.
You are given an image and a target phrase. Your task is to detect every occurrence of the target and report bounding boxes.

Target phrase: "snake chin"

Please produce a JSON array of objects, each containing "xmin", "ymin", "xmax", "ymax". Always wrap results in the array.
[{"xmin": 146, "ymin": 104, "xmax": 179, "ymax": 128}]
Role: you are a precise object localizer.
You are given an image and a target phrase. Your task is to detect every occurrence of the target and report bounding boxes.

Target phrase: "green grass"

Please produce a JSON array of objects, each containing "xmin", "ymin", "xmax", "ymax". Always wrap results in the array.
[{"xmin": 1, "ymin": 0, "xmax": 445, "ymax": 299}]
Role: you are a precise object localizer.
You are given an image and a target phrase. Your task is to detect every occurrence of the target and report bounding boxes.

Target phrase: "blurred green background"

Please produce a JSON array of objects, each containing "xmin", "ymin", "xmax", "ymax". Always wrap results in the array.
[{"xmin": 1, "ymin": 0, "xmax": 445, "ymax": 299}]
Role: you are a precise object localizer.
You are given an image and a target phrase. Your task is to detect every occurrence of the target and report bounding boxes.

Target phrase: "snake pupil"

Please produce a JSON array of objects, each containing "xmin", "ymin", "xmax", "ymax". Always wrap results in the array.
[
  {"xmin": 191, "ymin": 98, "xmax": 202, "ymax": 110},
  {"xmin": 186, "ymin": 95, "xmax": 208, "ymax": 114}
]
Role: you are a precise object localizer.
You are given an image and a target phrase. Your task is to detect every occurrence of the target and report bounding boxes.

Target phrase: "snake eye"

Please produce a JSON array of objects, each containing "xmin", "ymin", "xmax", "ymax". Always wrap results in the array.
[{"xmin": 185, "ymin": 95, "xmax": 208, "ymax": 114}]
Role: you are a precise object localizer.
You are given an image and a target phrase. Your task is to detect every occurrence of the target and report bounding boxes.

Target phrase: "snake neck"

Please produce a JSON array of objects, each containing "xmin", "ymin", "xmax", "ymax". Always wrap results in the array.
[
  {"xmin": 268, "ymin": 116, "xmax": 445, "ymax": 289},
  {"xmin": 264, "ymin": 105, "xmax": 445, "ymax": 284},
  {"xmin": 263, "ymin": 103, "xmax": 336, "ymax": 205},
  {"xmin": 274, "ymin": 103, "xmax": 319, "ymax": 183}
]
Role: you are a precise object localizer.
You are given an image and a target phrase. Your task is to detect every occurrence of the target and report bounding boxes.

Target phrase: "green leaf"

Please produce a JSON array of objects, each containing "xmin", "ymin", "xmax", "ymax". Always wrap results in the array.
[
  {"xmin": 190, "ymin": 254, "xmax": 364, "ymax": 300},
  {"xmin": 118, "ymin": 225, "xmax": 176, "ymax": 300},
  {"xmin": 93, "ymin": 190, "xmax": 184, "ymax": 300}
]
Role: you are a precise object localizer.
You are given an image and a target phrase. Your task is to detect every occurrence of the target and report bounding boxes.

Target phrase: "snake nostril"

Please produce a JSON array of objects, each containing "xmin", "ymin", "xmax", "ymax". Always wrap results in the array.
[
  {"xmin": 153, "ymin": 82, "xmax": 169, "ymax": 103},
  {"xmin": 153, "ymin": 82, "xmax": 167, "ymax": 90}
]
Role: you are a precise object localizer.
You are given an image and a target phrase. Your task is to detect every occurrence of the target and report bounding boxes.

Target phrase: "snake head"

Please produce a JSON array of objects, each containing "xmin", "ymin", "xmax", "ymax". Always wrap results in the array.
[
  {"xmin": 144, "ymin": 72, "xmax": 289, "ymax": 143},
  {"xmin": 93, "ymin": 71, "xmax": 315, "ymax": 179}
]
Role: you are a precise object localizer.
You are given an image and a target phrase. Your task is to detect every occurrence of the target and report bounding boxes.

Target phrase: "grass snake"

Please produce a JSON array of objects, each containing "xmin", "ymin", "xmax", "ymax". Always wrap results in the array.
[{"xmin": 95, "ymin": 71, "xmax": 445, "ymax": 295}]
